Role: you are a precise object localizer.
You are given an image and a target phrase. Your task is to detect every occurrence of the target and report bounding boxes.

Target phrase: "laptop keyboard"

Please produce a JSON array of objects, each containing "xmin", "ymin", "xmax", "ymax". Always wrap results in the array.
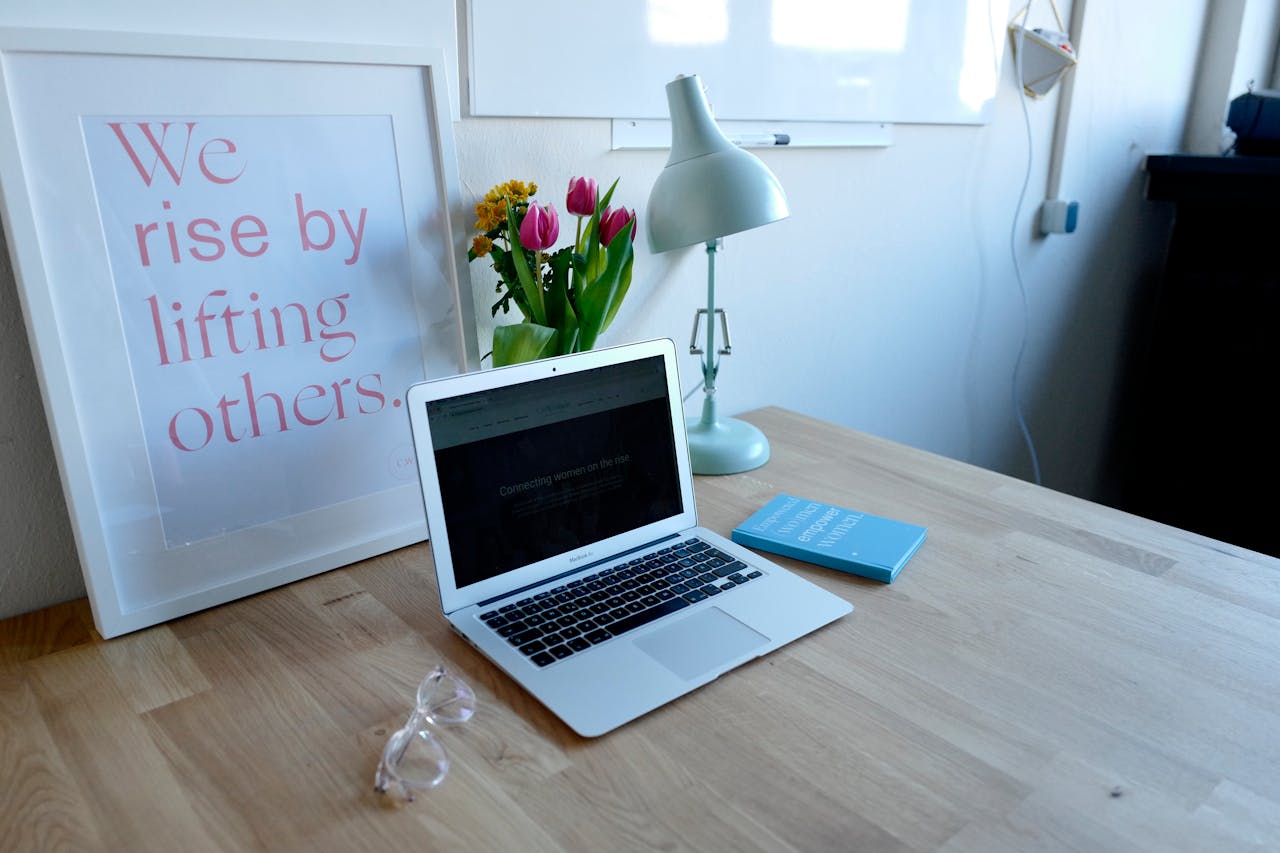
[{"xmin": 477, "ymin": 537, "xmax": 763, "ymax": 668}]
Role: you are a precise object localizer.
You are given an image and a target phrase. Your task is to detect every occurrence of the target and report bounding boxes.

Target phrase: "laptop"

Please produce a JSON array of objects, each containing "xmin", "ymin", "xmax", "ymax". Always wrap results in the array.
[{"xmin": 405, "ymin": 338, "xmax": 852, "ymax": 736}]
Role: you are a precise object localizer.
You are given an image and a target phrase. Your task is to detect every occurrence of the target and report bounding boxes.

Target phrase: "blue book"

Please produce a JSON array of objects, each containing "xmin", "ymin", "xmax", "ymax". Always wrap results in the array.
[{"xmin": 731, "ymin": 494, "xmax": 926, "ymax": 583}]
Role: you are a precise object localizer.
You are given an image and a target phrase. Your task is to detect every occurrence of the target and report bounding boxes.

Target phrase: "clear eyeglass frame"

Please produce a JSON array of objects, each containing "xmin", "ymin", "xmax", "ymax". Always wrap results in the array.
[{"xmin": 374, "ymin": 665, "xmax": 476, "ymax": 800}]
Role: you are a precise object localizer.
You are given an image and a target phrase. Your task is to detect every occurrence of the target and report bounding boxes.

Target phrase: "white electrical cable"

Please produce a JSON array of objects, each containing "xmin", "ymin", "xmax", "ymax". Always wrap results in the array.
[{"xmin": 1010, "ymin": 4, "xmax": 1044, "ymax": 486}]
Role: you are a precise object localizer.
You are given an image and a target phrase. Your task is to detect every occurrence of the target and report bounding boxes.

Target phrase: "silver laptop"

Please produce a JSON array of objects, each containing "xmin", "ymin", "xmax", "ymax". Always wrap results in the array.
[{"xmin": 405, "ymin": 338, "xmax": 852, "ymax": 736}]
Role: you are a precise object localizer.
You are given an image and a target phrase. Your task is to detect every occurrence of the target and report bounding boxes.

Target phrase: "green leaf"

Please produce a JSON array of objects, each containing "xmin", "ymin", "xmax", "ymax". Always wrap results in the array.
[
  {"xmin": 492, "ymin": 323, "xmax": 558, "ymax": 366},
  {"xmin": 597, "ymin": 247, "xmax": 635, "ymax": 334},
  {"xmin": 543, "ymin": 248, "xmax": 580, "ymax": 355},
  {"xmin": 580, "ymin": 179, "xmax": 619, "ymax": 285},
  {"xmin": 575, "ymin": 227, "xmax": 634, "ymax": 351}
]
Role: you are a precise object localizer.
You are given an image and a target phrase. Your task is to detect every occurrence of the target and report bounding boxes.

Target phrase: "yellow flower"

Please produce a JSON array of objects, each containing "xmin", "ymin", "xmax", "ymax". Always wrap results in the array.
[
  {"xmin": 502, "ymin": 179, "xmax": 536, "ymax": 202},
  {"xmin": 474, "ymin": 180, "xmax": 539, "ymax": 233},
  {"xmin": 474, "ymin": 199, "xmax": 508, "ymax": 232},
  {"xmin": 472, "ymin": 235, "xmax": 493, "ymax": 257}
]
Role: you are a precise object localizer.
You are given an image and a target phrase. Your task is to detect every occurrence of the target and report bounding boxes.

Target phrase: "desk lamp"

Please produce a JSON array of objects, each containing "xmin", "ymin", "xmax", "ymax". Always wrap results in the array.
[{"xmin": 646, "ymin": 74, "xmax": 789, "ymax": 474}]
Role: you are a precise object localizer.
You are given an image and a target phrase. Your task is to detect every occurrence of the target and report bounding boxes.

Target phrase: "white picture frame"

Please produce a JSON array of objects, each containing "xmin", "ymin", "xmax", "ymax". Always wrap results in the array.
[{"xmin": 0, "ymin": 28, "xmax": 478, "ymax": 637}]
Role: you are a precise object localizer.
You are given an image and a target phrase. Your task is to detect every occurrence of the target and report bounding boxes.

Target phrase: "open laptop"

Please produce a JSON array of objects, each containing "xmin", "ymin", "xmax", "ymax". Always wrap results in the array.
[{"xmin": 405, "ymin": 338, "xmax": 852, "ymax": 736}]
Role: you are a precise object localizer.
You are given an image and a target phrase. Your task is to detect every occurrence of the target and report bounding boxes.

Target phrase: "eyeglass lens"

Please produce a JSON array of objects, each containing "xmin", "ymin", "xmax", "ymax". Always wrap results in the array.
[{"xmin": 374, "ymin": 666, "xmax": 476, "ymax": 800}]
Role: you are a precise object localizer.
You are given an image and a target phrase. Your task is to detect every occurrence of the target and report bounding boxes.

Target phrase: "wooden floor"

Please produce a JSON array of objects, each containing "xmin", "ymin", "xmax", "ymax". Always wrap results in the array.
[{"xmin": 3, "ymin": 407, "xmax": 1279, "ymax": 851}]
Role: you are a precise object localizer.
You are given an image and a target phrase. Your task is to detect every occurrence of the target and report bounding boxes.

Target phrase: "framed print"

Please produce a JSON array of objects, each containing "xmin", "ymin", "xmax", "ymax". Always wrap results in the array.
[{"xmin": 0, "ymin": 28, "xmax": 479, "ymax": 637}]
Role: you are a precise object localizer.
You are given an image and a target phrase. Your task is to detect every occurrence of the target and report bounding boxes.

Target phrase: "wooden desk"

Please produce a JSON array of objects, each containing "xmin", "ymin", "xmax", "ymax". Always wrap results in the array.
[{"xmin": 3, "ymin": 407, "xmax": 1279, "ymax": 851}]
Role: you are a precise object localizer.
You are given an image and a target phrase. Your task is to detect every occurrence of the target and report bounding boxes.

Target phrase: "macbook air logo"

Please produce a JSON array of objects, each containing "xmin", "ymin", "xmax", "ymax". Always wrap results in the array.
[{"xmin": 569, "ymin": 551, "xmax": 593, "ymax": 563}]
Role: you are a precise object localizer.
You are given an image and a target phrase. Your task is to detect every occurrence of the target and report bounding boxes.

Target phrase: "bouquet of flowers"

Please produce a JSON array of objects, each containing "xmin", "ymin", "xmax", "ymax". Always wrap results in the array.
[{"xmin": 468, "ymin": 177, "xmax": 637, "ymax": 366}]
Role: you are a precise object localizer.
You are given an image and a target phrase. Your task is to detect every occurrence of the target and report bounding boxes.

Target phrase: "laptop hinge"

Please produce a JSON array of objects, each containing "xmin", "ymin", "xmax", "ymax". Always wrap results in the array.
[{"xmin": 470, "ymin": 532, "xmax": 684, "ymax": 610}]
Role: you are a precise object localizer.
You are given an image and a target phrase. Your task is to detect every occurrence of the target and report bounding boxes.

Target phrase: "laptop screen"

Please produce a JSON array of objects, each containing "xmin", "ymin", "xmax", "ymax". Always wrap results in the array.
[{"xmin": 425, "ymin": 354, "xmax": 683, "ymax": 589}]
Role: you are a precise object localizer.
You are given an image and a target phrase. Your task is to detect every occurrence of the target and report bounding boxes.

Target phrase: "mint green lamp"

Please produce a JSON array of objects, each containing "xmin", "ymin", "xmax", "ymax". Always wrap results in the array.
[{"xmin": 645, "ymin": 74, "xmax": 790, "ymax": 475}]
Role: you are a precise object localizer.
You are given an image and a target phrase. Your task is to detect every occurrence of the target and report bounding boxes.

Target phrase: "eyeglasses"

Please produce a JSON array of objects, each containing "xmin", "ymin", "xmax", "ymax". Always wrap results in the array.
[{"xmin": 374, "ymin": 666, "xmax": 476, "ymax": 800}]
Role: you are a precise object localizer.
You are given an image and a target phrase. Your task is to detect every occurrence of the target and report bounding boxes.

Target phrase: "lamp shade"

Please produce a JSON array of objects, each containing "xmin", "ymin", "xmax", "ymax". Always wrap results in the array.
[{"xmin": 646, "ymin": 75, "xmax": 789, "ymax": 253}]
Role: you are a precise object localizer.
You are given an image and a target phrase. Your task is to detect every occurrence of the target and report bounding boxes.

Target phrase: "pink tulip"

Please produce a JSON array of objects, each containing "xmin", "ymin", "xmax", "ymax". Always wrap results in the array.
[
  {"xmin": 519, "ymin": 202, "xmax": 560, "ymax": 251},
  {"xmin": 565, "ymin": 176, "xmax": 598, "ymax": 217},
  {"xmin": 599, "ymin": 206, "xmax": 637, "ymax": 246}
]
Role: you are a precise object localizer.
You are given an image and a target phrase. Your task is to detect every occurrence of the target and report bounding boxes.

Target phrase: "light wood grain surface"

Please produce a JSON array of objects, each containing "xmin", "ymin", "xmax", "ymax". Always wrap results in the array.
[{"xmin": 3, "ymin": 407, "xmax": 1279, "ymax": 852}]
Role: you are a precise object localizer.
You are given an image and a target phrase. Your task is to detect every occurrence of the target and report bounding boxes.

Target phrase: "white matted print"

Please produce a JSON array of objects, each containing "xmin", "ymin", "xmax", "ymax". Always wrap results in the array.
[{"xmin": 0, "ymin": 30, "xmax": 478, "ymax": 637}]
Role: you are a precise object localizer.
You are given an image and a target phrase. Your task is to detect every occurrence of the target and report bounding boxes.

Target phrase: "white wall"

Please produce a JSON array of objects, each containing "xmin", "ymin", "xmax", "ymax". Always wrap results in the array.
[{"xmin": 0, "ymin": 1, "xmax": 1264, "ymax": 620}]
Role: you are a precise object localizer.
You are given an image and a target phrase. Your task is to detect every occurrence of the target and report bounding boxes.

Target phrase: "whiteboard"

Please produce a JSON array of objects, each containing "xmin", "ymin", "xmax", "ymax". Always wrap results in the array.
[{"xmin": 467, "ymin": 0, "xmax": 1011, "ymax": 125}]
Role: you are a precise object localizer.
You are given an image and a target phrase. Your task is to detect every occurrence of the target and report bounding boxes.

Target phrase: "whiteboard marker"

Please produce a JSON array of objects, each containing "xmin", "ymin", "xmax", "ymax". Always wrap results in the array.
[{"xmin": 730, "ymin": 133, "xmax": 791, "ymax": 147}]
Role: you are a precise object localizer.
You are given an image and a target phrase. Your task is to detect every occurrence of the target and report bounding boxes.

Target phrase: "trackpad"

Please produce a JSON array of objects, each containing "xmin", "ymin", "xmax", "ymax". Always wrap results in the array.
[{"xmin": 634, "ymin": 606, "xmax": 769, "ymax": 680}]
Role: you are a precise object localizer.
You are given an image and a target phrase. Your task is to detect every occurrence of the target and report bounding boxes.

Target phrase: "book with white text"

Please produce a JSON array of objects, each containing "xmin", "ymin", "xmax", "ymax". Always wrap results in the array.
[{"xmin": 732, "ymin": 494, "xmax": 926, "ymax": 583}]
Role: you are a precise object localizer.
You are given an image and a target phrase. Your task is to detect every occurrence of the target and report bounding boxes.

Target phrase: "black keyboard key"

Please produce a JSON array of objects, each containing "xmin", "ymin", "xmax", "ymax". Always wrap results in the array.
[
  {"xmin": 484, "ymin": 541, "xmax": 751, "ymax": 657},
  {"xmin": 606, "ymin": 596, "xmax": 691, "ymax": 636}
]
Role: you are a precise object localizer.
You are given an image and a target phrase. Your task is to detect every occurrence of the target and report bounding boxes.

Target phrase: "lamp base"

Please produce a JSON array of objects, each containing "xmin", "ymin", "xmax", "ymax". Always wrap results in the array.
[{"xmin": 686, "ymin": 414, "xmax": 770, "ymax": 475}]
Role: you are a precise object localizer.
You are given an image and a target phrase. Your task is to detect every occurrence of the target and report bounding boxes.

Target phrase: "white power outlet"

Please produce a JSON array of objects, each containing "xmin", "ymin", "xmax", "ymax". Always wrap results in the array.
[{"xmin": 1040, "ymin": 199, "xmax": 1079, "ymax": 234}]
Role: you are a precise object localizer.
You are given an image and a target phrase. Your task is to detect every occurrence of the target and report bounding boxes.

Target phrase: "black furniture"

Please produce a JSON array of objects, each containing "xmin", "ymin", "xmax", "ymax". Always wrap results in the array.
[{"xmin": 1122, "ymin": 154, "xmax": 1280, "ymax": 557}]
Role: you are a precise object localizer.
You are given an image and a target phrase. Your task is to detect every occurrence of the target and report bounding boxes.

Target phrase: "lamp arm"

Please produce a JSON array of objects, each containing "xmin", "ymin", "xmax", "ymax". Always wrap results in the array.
[{"xmin": 702, "ymin": 239, "xmax": 721, "ymax": 393}]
